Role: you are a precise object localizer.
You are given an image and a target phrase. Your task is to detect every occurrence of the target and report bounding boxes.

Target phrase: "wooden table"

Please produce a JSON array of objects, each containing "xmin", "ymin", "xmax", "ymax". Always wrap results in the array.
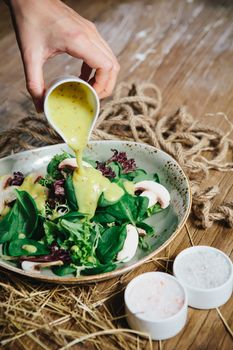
[{"xmin": 0, "ymin": 1, "xmax": 232, "ymax": 349}]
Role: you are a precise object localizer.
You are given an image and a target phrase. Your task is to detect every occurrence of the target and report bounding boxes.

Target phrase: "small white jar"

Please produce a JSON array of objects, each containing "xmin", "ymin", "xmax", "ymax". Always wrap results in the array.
[
  {"xmin": 44, "ymin": 76, "xmax": 100, "ymax": 142},
  {"xmin": 173, "ymin": 246, "xmax": 233, "ymax": 309},
  {"xmin": 124, "ymin": 272, "xmax": 188, "ymax": 340}
]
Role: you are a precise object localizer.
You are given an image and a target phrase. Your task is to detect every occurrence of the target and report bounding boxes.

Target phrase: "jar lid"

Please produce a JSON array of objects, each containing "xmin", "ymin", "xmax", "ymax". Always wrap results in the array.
[{"xmin": 173, "ymin": 246, "xmax": 233, "ymax": 309}]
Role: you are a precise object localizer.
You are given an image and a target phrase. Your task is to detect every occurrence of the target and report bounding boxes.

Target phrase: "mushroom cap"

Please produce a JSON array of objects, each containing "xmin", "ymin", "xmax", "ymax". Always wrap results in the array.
[
  {"xmin": 135, "ymin": 180, "xmax": 170, "ymax": 209},
  {"xmin": 58, "ymin": 158, "xmax": 92, "ymax": 170}
]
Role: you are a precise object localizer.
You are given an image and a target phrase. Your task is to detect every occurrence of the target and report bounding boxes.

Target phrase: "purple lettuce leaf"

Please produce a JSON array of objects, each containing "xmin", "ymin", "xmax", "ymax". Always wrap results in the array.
[{"xmin": 19, "ymin": 243, "xmax": 71, "ymax": 263}]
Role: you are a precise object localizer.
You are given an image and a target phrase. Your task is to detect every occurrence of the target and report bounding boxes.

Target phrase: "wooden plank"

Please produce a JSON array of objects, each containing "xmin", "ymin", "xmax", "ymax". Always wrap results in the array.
[{"xmin": 0, "ymin": 0, "xmax": 232, "ymax": 349}]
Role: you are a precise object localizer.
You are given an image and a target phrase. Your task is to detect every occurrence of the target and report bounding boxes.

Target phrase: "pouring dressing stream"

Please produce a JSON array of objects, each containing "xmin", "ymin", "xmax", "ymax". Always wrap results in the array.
[{"xmin": 45, "ymin": 79, "xmax": 124, "ymax": 217}]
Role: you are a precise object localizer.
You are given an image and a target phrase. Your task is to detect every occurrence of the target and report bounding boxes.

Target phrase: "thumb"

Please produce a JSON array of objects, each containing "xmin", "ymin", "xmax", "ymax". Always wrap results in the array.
[{"xmin": 22, "ymin": 51, "xmax": 45, "ymax": 113}]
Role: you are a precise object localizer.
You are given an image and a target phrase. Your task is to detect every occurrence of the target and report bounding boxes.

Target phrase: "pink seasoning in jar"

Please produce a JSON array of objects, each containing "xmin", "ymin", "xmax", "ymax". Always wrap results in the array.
[{"xmin": 126, "ymin": 273, "xmax": 185, "ymax": 321}]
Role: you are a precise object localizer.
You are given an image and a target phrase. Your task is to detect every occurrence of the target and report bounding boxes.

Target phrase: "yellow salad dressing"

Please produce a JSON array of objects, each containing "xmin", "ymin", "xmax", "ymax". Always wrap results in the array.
[
  {"xmin": 19, "ymin": 175, "xmax": 47, "ymax": 212},
  {"xmin": 48, "ymin": 82, "xmax": 124, "ymax": 217}
]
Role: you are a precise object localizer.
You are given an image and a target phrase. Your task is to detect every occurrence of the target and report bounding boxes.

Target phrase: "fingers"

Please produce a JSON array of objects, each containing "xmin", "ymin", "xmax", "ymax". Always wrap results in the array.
[
  {"xmin": 99, "ymin": 63, "xmax": 119, "ymax": 99},
  {"xmin": 67, "ymin": 32, "xmax": 119, "ymax": 99},
  {"xmin": 79, "ymin": 62, "xmax": 92, "ymax": 81},
  {"xmin": 22, "ymin": 51, "xmax": 45, "ymax": 112}
]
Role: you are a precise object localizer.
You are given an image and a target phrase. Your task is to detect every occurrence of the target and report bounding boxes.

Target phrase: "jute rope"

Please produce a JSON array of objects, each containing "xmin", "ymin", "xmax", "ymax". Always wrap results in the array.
[{"xmin": 0, "ymin": 82, "xmax": 232, "ymax": 228}]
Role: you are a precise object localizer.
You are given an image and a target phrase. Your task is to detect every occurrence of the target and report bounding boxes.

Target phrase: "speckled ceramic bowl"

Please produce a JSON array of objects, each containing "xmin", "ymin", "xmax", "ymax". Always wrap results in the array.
[{"xmin": 0, "ymin": 141, "xmax": 191, "ymax": 284}]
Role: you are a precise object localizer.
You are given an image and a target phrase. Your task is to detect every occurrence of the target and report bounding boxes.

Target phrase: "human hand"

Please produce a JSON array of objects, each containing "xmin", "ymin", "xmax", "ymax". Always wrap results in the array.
[{"xmin": 8, "ymin": 0, "xmax": 120, "ymax": 112}]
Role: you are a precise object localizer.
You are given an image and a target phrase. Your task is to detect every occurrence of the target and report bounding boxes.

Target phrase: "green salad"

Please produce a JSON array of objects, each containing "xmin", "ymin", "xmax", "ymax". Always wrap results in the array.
[{"xmin": 0, "ymin": 150, "xmax": 170, "ymax": 276}]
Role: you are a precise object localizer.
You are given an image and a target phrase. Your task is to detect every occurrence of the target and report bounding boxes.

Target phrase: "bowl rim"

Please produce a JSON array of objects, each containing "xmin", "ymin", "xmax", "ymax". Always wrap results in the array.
[
  {"xmin": 0, "ymin": 140, "xmax": 192, "ymax": 284},
  {"xmin": 124, "ymin": 271, "xmax": 188, "ymax": 323},
  {"xmin": 173, "ymin": 245, "xmax": 233, "ymax": 292}
]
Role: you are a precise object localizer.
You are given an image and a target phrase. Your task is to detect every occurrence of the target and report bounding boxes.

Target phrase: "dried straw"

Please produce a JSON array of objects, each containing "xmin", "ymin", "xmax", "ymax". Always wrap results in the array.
[{"xmin": 0, "ymin": 82, "xmax": 233, "ymax": 349}]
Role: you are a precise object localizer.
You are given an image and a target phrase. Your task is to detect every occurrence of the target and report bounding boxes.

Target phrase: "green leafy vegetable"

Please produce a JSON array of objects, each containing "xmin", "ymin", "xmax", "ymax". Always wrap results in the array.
[
  {"xmin": 94, "ymin": 193, "xmax": 148, "ymax": 226},
  {"xmin": 47, "ymin": 152, "xmax": 74, "ymax": 180},
  {"xmin": 81, "ymin": 262, "xmax": 116, "ymax": 275},
  {"xmin": 146, "ymin": 203, "xmax": 162, "ymax": 218},
  {"xmin": 65, "ymin": 176, "xmax": 78, "ymax": 211},
  {"xmin": 8, "ymin": 238, "xmax": 49, "ymax": 257},
  {"xmin": 136, "ymin": 222, "xmax": 154, "ymax": 236},
  {"xmin": 96, "ymin": 225, "xmax": 127, "ymax": 264},
  {"xmin": 0, "ymin": 150, "xmax": 168, "ymax": 277},
  {"xmin": 53, "ymin": 264, "xmax": 76, "ymax": 276},
  {"xmin": 0, "ymin": 190, "xmax": 38, "ymax": 244},
  {"xmin": 83, "ymin": 156, "xmax": 97, "ymax": 168},
  {"xmin": 107, "ymin": 162, "xmax": 122, "ymax": 179}
]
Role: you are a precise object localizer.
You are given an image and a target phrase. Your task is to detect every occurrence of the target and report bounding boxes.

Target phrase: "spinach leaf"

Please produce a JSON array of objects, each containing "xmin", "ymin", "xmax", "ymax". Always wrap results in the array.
[
  {"xmin": 133, "ymin": 172, "xmax": 160, "ymax": 184},
  {"xmin": 60, "ymin": 211, "xmax": 86, "ymax": 222},
  {"xmin": 136, "ymin": 195, "xmax": 149, "ymax": 221},
  {"xmin": 98, "ymin": 193, "xmax": 122, "ymax": 208},
  {"xmin": 0, "ymin": 190, "xmax": 38, "ymax": 244},
  {"xmin": 107, "ymin": 162, "xmax": 122, "ymax": 179},
  {"xmin": 2, "ymin": 242, "xmax": 9, "ymax": 255},
  {"xmin": 32, "ymin": 214, "xmax": 45, "ymax": 241},
  {"xmin": 121, "ymin": 168, "xmax": 160, "ymax": 183},
  {"xmin": 53, "ymin": 264, "xmax": 76, "ymax": 276},
  {"xmin": 136, "ymin": 222, "xmax": 154, "ymax": 236},
  {"xmin": 94, "ymin": 193, "xmax": 148, "ymax": 226},
  {"xmin": 121, "ymin": 169, "xmax": 146, "ymax": 181},
  {"xmin": 83, "ymin": 156, "xmax": 97, "ymax": 168},
  {"xmin": 81, "ymin": 262, "xmax": 116, "ymax": 275},
  {"xmin": 47, "ymin": 152, "xmax": 74, "ymax": 179},
  {"xmin": 8, "ymin": 238, "xmax": 49, "ymax": 257},
  {"xmin": 96, "ymin": 225, "xmax": 127, "ymax": 264},
  {"xmin": 65, "ymin": 176, "xmax": 78, "ymax": 211}
]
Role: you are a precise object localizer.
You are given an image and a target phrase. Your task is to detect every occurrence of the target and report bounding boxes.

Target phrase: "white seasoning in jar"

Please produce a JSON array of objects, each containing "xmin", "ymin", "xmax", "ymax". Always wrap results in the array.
[
  {"xmin": 174, "ymin": 250, "xmax": 231, "ymax": 289},
  {"xmin": 126, "ymin": 273, "xmax": 185, "ymax": 321}
]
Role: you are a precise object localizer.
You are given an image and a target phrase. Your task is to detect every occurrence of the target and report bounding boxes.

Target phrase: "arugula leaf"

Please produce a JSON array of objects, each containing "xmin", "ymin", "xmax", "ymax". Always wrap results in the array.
[
  {"xmin": 146, "ymin": 203, "xmax": 162, "ymax": 218},
  {"xmin": 65, "ymin": 176, "xmax": 78, "ymax": 211},
  {"xmin": 0, "ymin": 190, "xmax": 38, "ymax": 244},
  {"xmin": 96, "ymin": 225, "xmax": 127, "ymax": 264},
  {"xmin": 47, "ymin": 152, "xmax": 74, "ymax": 180},
  {"xmin": 44, "ymin": 221, "xmax": 59, "ymax": 245},
  {"xmin": 59, "ymin": 219, "xmax": 97, "ymax": 265},
  {"xmin": 8, "ymin": 238, "xmax": 49, "ymax": 256}
]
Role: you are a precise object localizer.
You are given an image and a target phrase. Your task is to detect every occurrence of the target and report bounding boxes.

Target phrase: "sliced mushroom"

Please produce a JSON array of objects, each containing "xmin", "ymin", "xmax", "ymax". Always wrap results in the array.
[
  {"xmin": 139, "ymin": 190, "xmax": 158, "ymax": 208},
  {"xmin": 0, "ymin": 185, "xmax": 18, "ymax": 215},
  {"xmin": 117, "ymin": 224, "xmax": 139, "ymax": 262},
  {"xmin": 21, "ymin": 260, "xmax": 63, "ymax": 273},
  {"xmin": 58, "ymin": 158, "xmax": 92, "ymax": 170},
  {"xmin": 134, "ymin": 180, "xmax": 170, "ymax": 209}
]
